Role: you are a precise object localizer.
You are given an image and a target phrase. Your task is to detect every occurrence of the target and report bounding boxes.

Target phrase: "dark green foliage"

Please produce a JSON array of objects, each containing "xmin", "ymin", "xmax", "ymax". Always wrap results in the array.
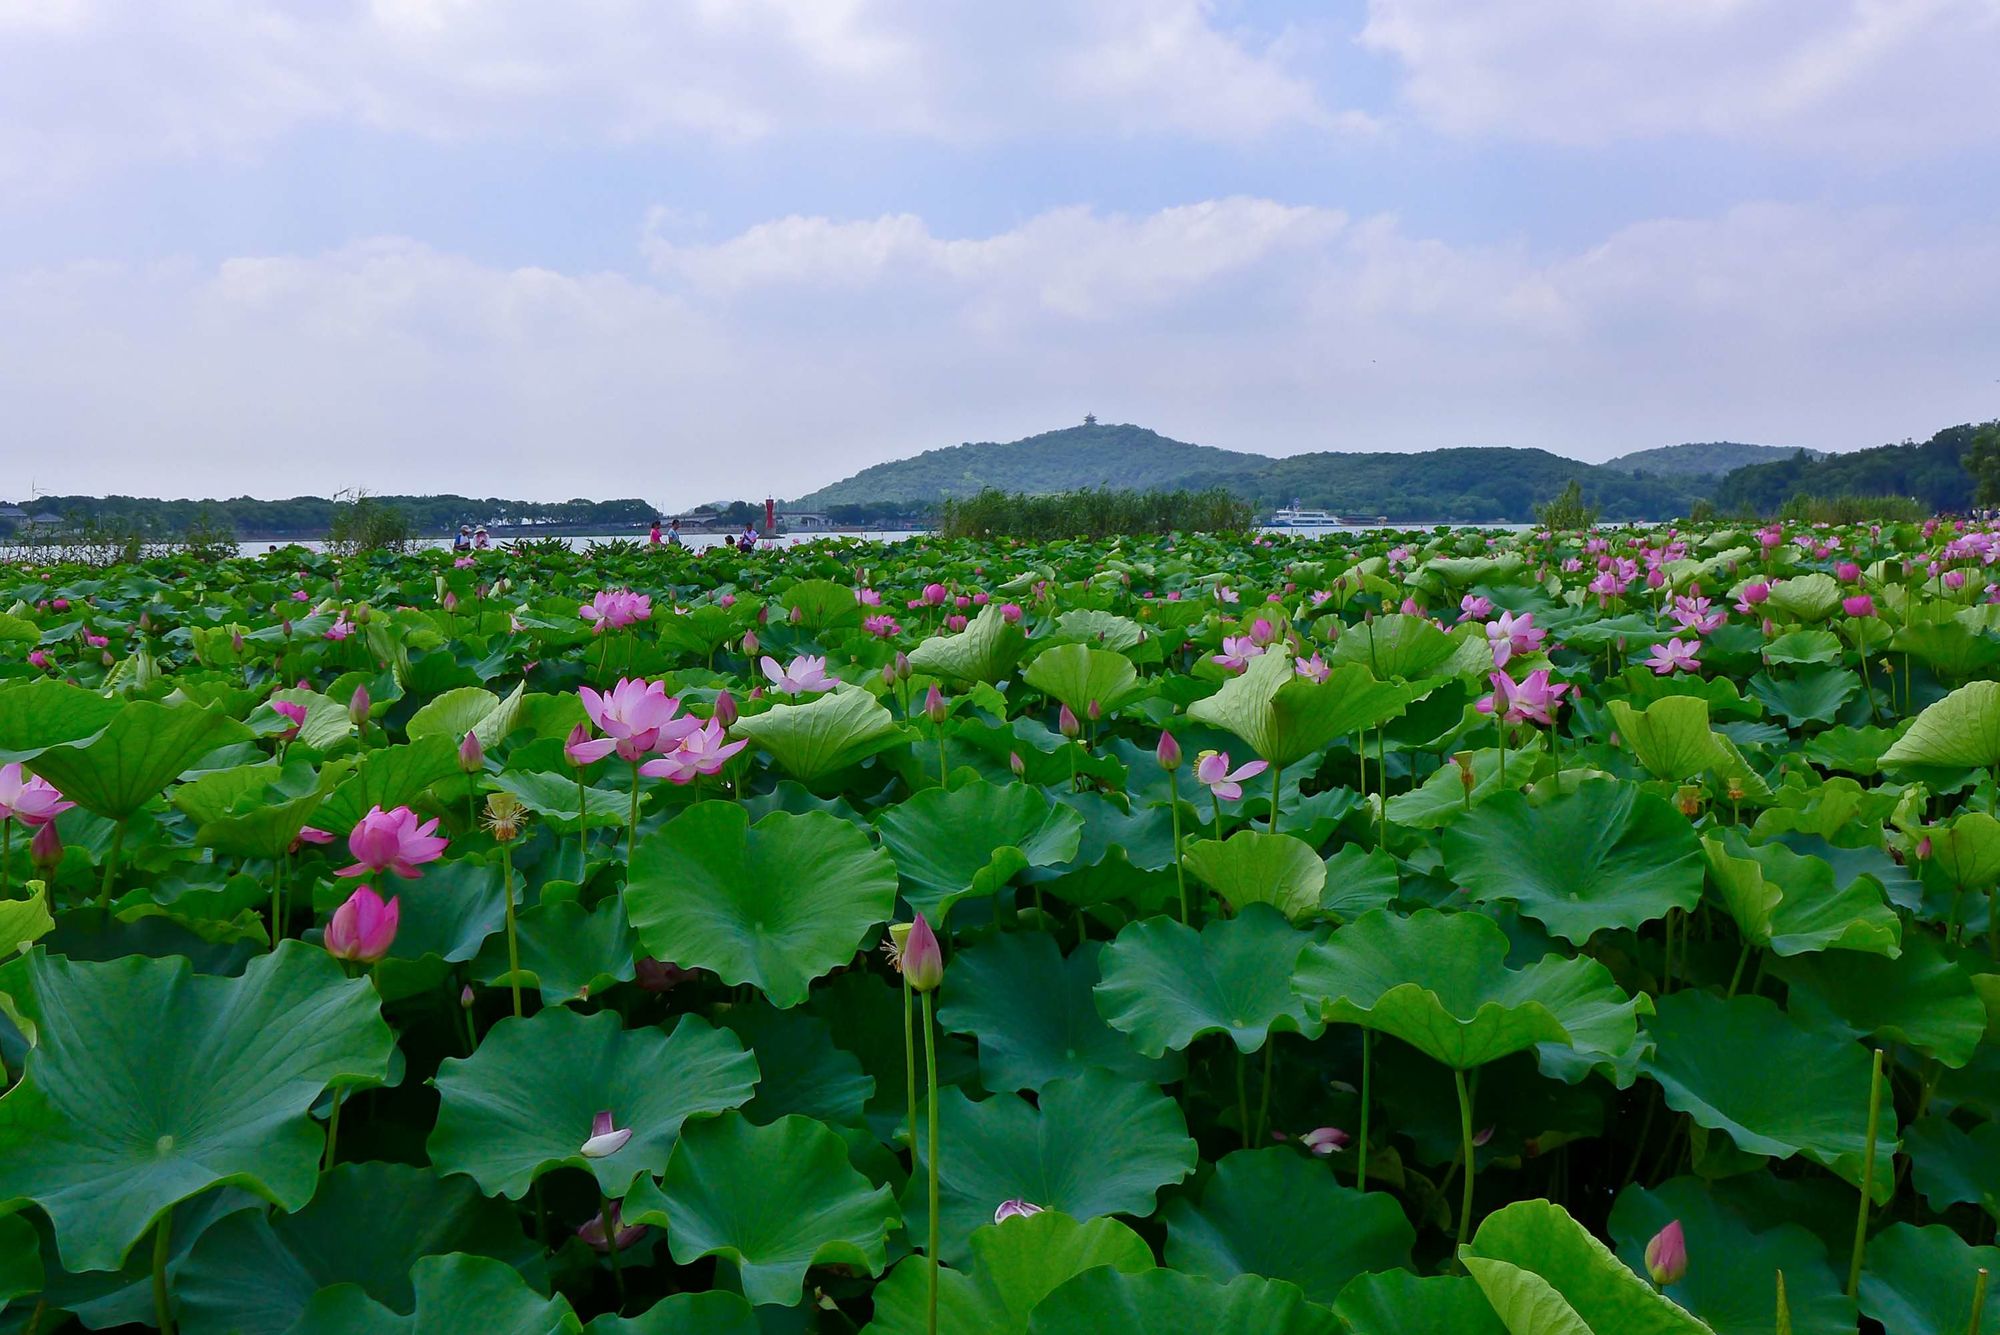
[
  {"xmin": 1534, "ymin": 479, "xmax": 1598, "ymax": 531},
  {"xmin": 936, "ymin": 487, "xmax": 1252, "ymax": 539},
  {"xmin": 1713, "ymin": 422, "xmax": 1993, "ymax": 515},
  {"xmin": 1602, "ymin": 441, "xmax": 1817, "ymax": 477}
]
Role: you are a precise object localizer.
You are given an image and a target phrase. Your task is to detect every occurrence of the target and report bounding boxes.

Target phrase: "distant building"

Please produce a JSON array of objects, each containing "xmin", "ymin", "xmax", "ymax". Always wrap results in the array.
[
  {"xmin": 781, "ymin": 511, "xmax": 830, "ymax": 530},
  {"xmin": 1083, "ymin": 413, "xmax": 1097, "ymax": 426}
]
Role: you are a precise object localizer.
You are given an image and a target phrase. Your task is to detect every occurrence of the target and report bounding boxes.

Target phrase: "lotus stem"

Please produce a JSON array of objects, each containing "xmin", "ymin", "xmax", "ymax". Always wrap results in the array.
[
  {"xmin": 502, "ymin": 842, "xmax": 522, "ymax": 1019},
  {"xmin": 576, "ymin": 770, "xmax": 590, "ymax": 878},
  {"xmin": 1726, "ymin": 941, "xmax": 1753, "ymax": 999},
  {"xmin": 1969, "ymin": 1268, "xmax": 1990, "ymax": 1335},
  {"xmin": 600, "ymin": 1197, "xmax": 627, "ymax": 1306},
  {"xmin": 152, "ymin": 1207, "xmax": 175, "ymax": 1335},
  {"xmin": 1236, "ymin": 1044, "xmax": 1252, "ymax": 1150},
  {"xmin": 1356, "ymin": 1032, "xmax": 1372, "ymax": 1191},
  {"xmin": 2, "ymin": 821, "xmax": 10, "ymax": 898},
  {"xmin": 1775, "ymin": 1269, "xmax": 1791, "ymax": 1335},
  {"xmin": 322, "ymin": 1087, "xmax": 343, "ymax": 1172},
  {"xmin": 902, "ymin": 971, "xmax": 918, "ymax": 1156},
  {"xmin": 1268, "ymin": 762, "xmax": 1282, "ymax": 836},
  {"xmin": 1454, "ymin": 1066, "xmax": 1477, "ymax": 1248},
  {"xmin": 922, "ymin": 989, "xmax": 940, "ymax": 1335},
  {"xmin": 626, "ymin": 760, "xmax": 641, "ymax": 867},
  {"xmin": 1168, "ymin": 770, "xmax": 1188, "ymax": 924},
  {"xmin": 1254, "ymin": 1038, "xmax": 1274, "ymax": 1145},
  {"xmin": 1847, "ymin": 1047, "xmax": 1886, "ymax": 1298},
  {"xmin": 96, "ymin": 819, "xmax": 126, "ymax": 909}
]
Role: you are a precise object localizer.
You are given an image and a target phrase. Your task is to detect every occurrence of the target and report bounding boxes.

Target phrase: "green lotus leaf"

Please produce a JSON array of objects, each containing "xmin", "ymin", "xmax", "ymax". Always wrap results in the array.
[
  {"xmin": 1701, "ymin": 831, "xmax": 1901, "ymax": 957},
  {"xmin": 1765, "ymin": 572, "xmax": 1842, "ymax": 621},
  {"xmin": 1444, "ymin": 782, "xmax": 1704, "ymax": 943},
  {"xmin": 1771, "ymin": 930, "xmax": 1986, "ymax": 1067},
  {"xmin": 27, "ymin": 699, "xmax": 252, "ymax": 820},
  {"xmin": 314, "ymin": 736, "xmax": 463, "ymax": 833},
  {"xmin": 1891, "ymin": 619, "xmax": 2000, "ymax": 678},
  {"xmin": 1903, "ymin": 1117, "xmax": 2000, "ymax": 1219},
  {"xmin": 1607, "ymin": 696, "xmax": 1729, "ymax": 783},
  {"xmin": 873, "ymin": 778, "xmax": 1085, "ymax": 921},
  {"xmin": 487, "ymin": 768, "xmax": 631, "ymax": 831},
  {"xmin": 428, "ymin": 1008, "xmax": 757, "ymax": 1200},
  {"xmin": 1333, "ymin": 1271, "xmax": 1506, "ymax": 1334},
  {"xmin": 1093, "ymin": 906, "xmax": 1324, "ymax": 1056},
  {"xmin": 471, "ymin": 897, "xmax": 634, "ymax": 1004},
  {"xmin": 1051, "ymin": 608, "xmax": 1147, "ymax": 653},
  {"xmin": 625, "ymin": 803, "xmax": 898, "ymax": 1008},
  {"xmin": 1022, "ymin": 642, "xmax": 1142, "ymax": 717},
  {"xmin": 1328, "ymin": 612, "xmax": 1483, "ymax": 680},
  {"xmin": 1291, "ymin": 908, "xmax": 1644, "ymax": 1073},
  {"xmin": 717, "ymin": 1002, "xmax": 873, "ymax": 1127},
  {"xmin": 1026, "ymin": 1267, "xmax": 1341, "ymax": 1335},
  {"xmin": 0, "ymin": 941, "xmax": 393, "ymax": 1271},
  {"xmin": 1182, "ymin": 830, "xmax": 1328, "ymax": 922},
  {"xmin": 1463, "ymin": 1198, "xmax": 1713, "ymax": 1334},
  {"xmin": 0, "ymin": 1213, "xmax": 40, "ymax": 1304},
  {"xmin": 264, "ymin": 687, "xmax": 356, "ymax": 752},
  {"xmin": 0, "ymin": 678, "xmax": 124, "ymax": 762},
  {"xmin": 1926, "ymin": 811, "xmax": 2000, "ymax": 891},
  {"xmin": 174, "ymin": 1162, "xmax": 536, "ymax": 1335},
  {"xmin": 1608, "ymin": 1178, "xmax": 1851, "ymax": 1335},
  {"xmin": 1320, "ymin": 844, "xmax": 1401, "ymax": 920},
  {"xmin": 0, "ymin": 882, "xmax": 54, "ymax": 958},
  {"xmin": 1858, "ymin": 1224, "xmax": 2000, "ymax": 1335},
  {"xmin": 172, "ymin": 760, "xmax": 330, "ymax": 859},
  {"xmin": 1745, "ymin": 669, "xmax": 1857, "ymax": 728},
  {"xmin": 583, "ymin": 1292, "xmax": 760, "ymax": 1335},
  {"xmin": 867, "ymin": 1211, "xmax": 1156, "ymax": 1335},
  {"xmin": 1762, "ymin": 630, "xmax": 1843, "ymax": 666},
  {"xmin": 1163, "ymin": 1148, "xmax": 1414, "ymax": 1302},
  {"xmin": 905, "ymin": 1069, "xmax": 1198, "ymax": 1264},
  {"xmin": 656, "ymin": 603, "xmax": 751, "ymax": 659},
  {"xmin": 1882, "ymin": 680, "xmax": 2000, "ymax": 770},
  {"xmin": 779, "ymin": 577, "xmax": 865, "ymax": 630},
  {"xmin": 1386, "ymin": 744, "xmax": 1532, "ymax": 829},
  {"xmin": 729, "ymin": 684, "xmax": 907, "ymax": 784},
  {"xmin": 908, "ymin": 603, "xmax": 1030, "ymax": 684},
  {"xmin": 1641, "ymin": 991, "xmax": 1895, "ymax": 1198},
  {"xmin": 938, "ymin": 931, "xmax": 1179, "ymax": 1091},
  {"xmin": 377, "ymin": 857, "xmax": 508, "ymax": 967},
  {"xmin": 287, "ymin": 1253, "xmax": 581, "ymax": 1335},
  {"xmin": 1802, "ymin": 724, "xmax": 1900, "ymax": 776},
  {"xmin": 1188, "ymin": 651, "xmax": 1417, "ymax": 769},
  {"xmin": 405, "ymin": 681, "xmax": 524, "ymax": 749},
  {"xmin": 622, "ymin": 1111, "xmax": 899, "ymax": 1307}
]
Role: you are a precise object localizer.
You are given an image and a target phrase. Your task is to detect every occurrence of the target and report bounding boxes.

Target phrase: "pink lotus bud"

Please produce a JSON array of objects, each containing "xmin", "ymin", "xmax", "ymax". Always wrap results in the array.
[
  {"xmin": 348, "ymin": 685, "xmax": 370, "ymax": 727},
  {"xmin": 50, "ymin": 598, "xmax": 68, "ymax": 612},
  {"xmin": 324, "ymin": 885, "xmax": 400, "ymax": 963},
  {"xmin": 577, "ymin": 1202, "xmax": 645, "ymax": 1253},
  {"xmin": 881, "ymin": 662, "xmax": 898, "ymax": 688},
  {"xmin": 457, "ymin": 730, "xmax": 484, "ymax": 772},
  {"xmin": 955, "ymin": 595, "xmax": 971, "ymax": 609},
  {"xmin": 27, "ymin": 650, "xmax": 49, "ymax": 670},
  {"xmin": 1000, "ymin": 603, "xmax": 1023, "ymax": 623},
  {"xmin": 231, "ymin": 630, "xmax": 245, "ymax": 654},
  {"xmin": 788, "ymin": 605, "xmax": 804, "ymax": 624},
  {"xmin": 993, "ymin": 1199, "xmax": 1046, "ymax": 1224},
  {"xmin": 922, "ymin": 583, "xmax": 948, "ymax": 606},
  {"xmin": 1945, "ymin": 569, "xmax": 1968, "ymax": 590},
  {"xmin": 900, "ymin": 914, "xmax": 944, "ymax": 992},
  {"xmin": 1009, "ymin": 751, "xmax": 1026, "ymax": 778},
  {"xmin": 713, "ymin": 690, "xmax": 738, "ymax": 729},
  {"xmin": 442, "ymin": 592, "xmax": 459, "ymax": 613},
  {"xmin": 634, "ymin": 957, "xmax": 689, "ymax": 992},
  {"xmin": 1086, "ymin": 699, "xmax": 1102, "ymax": 722},
  {"xmin": 924, "ymin": 685, "xmax": 946, "ymax": 725},
  {"xmin": 742, "ymin": 630, "xmax": 760, "ymax": 657},
  {"xmin": 30, "ymin": 820, "xmax": 62, "ymax": 872},
  {"xmin": 139, "ymin": 612, "xmax": 153, "ymax": 632},
  {"xmin": 1156, "ymin": 731, "xmax": 1183, "ymax": 770},
  {"xmin": 580, "ymin": 1110, "xmax": 632, "ymax": 1159},
  {"xmin": 1058, "ymin": 704, "xmax": 1080, "ymax": 738},
  {"xmin": 946, "ymin": 614, "xmax": 967, "ymax": 632},
  {"xmin": 1842, "ymin": 594, "xmax": 1876, "ymax": 618},
  {"xmin": 281, "ymin": 620, "xmax": 293, "ymax": 638},
  {"xmin": 460, "ymin": 984, "xmax": 475, "ymax": 1008},
  {"xmin": 895, "ymin": 651, "xmax": 912, "ymax": 681},
  {"xmin": 1916, "ymin": 835, "xmax": 1933, "ymax": 860},
  {"xmin": 1645, "ymin": 1220, "xmax": 1687, "ymax": 1286},
  {"xmin": 1300, "ymin": 1127, "xmax": 1349, "ymax": 1155}
]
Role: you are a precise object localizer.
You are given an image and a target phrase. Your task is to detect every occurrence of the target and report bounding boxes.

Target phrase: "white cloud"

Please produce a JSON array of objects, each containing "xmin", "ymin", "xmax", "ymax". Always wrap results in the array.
[
  {"xmin": 0, "ymin": 0, "xmax": 1338, "ymax": 192},
  {"xmin": 1361, "ymin": 0, "xmax": 2000, "ymax": 151},
  {"xmin": 5, "ymin": 199, "xmax": 1996, "ymax": 506}
]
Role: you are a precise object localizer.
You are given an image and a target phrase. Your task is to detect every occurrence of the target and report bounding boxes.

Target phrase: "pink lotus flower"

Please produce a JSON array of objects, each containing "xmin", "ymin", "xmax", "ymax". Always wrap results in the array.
[
  {"xmin": 1196, "ymin": 750, "xmax": 1268, "ymax": 802},
  {"xmin": 291, "ymin": 589, "xmax": 310, "ymax": 602},
  {"xmin": 271, "ymin": 700, "xmax": 308, "ymax": 738},
  {"xmin": 921, "ymin": 583, "xmax": 949, "ymax": 606},
  {"xmin": 1485, "ymin": 611, "xmax": 1546, "ymax": 667},
  {"xmin": 1459, "ymin": 595, "xmax": 1494, "ymax": 622},
  {"xmin": 577, "ymin": 1201, "xmax": 645, "ymax": 1253},
  {"xmin": 1212, "ymin": 636, "xmax": 1264, "ymax": 672},
  {"xmin": 856, "ymin": 588, "xmax": 882, "ymax": 606},
  {"xmin": 324, "ymin": 885, "xmax": 400, "ymax": 962},
  {"xmin": 26, "ymin": 650, "xmax": 49, "ymax": 670},
  {"xmin": 1294, "ymin": 654, "xmax": 1330, "ymax": 683},
  {"xmin": 1299, "ymin": 1126, "xmax": 1350, "ymax": 1155},
  {"xmin": 1646, "ymin": 638, "xmax": 1702, "ymax": 676},
  {"xmin": 1733, "ymin": 581, "xmax": 1770, "ymax": 615},
  {"xmin": 324, "ymin": 615, "xmax": 355, "ymax": 641},
  {"xmin": 863, "ymin": 614, "xmax": 901, "ymax": 638},
  {"xmin": 761, "ymin": 654, "xmax": 834, "ymax": 696},
  {"xmin": 0, "ymin": 764, "xmax": 72, "ymax": 827},
  {"xmin": 640, "ymin": 719, "xmax": 747, "ymax": 784},
  {"xmin": 1000, "ymin": 603, "xmax": 1024, "ymax": 623},
  {"xmin": 84, "ymin": 633, "xmax": 108, "ymax": 649},
  {"xmin": 291, "ymin": 826, "xmax": 335, "ymax": 853},
  {"xmin": 580, "ymin": 1110, "xmax": 632, "ymax": 1158},
  {"xmin": 1836, "ymin": 561, "xmax": 1861, "ymax": 583},
  {"xmin": 993, "ymin": 1199, "xmax": 1046, "ymax": 1224},
  {"xmin": 565, "ymin": 721, "xmax": 609, "ymax": 767},
  {"xmin": 338, "ymin": 805, "xmax": 448, "ymax": 879},
  {"xmin": 30, "ymin": 820, "xmax": 61, "ymax": 870},
  {"xmin": 946, "ymin": 614, "xmax": 968, "ymax": 632},
  {"xmin": 579, "ymin": 589, "xmax": 652, "ymax": 632},
  {"xmin": 453, "ymin": 555, "xmax": 476, "ymax": 569},
  {"xmin": 1477, "ymin": 670, "xmax": 1569, "ymax": 726},
  {"xmin": 1248, "ymin": 617, "xmax": 1278, "ymax": 647},
  {"xmin": 577, "ymin": 678, "xmax": 700, "ymax": 762},
  {"xmin": 1644, "ymin": 1220, "xmax": 1687, "ymax": 1286},
  {"xmin": 1842, "ymin": 594, "xmax": 1876, "ymax": 618},
  {"xmin": 1669, "ymin": 596, "xmax": 1725, "ymax": 635}
]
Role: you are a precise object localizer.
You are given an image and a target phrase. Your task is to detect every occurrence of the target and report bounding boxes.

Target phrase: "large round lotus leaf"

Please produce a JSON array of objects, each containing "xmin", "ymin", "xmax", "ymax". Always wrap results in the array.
[
  {"xmin": 872, "ymin": 778, "xmax": 1085, "ymax": 921},
  {"xmin": 717, "ymin": 1001, "xmax": 874, "ymax": 1127},
  {"xmin": 1925, "ymin": 810, "xmax": 2000, "ymax": 892},
  {"xmin": 904, "ymin": 1068, "xmax": 1198, "ymax": 1264},
  {"xmin": 1093, "ymin": 906, "xmax": 1324, "ymax": 1056},
  {"xmin": 171, "ymin": 759, "xmax": 331, "ymax": 860},
  {"xmin": 1320, "ymin": 844, "xmax": 1400, "ymax": 921},
  {"xmin": 1701, "ymin": 831, "xmax": 1902, "ymax": 957},
  {"xmin": 584, "ymin": 1292, "xmax": 760, "ymax": 1334},
  {"xmin": 0, "ymin": 941, "xmax": 392, "ymax": 1272},
  {"xmin": 314, "ymin": 737, "xmax": 464, "ymax": 833},
  {"xmin": 868, "ymin": 1211, "xmax": 1155, "ymax": 1335},
  {"xmin": 1903, "ymin": 1116, "xmax": 2000, "ymax": 1218},
  {"xmin": 1026, "ymin": 1267, "xmax": 1341, "ymax": 1335},
  {"xmin": 1327, "ymin": 612, "xmax": 1483, "ymax": 680},
  {"xmin": 26, "ymin": 699, "xmax": 252, "ymax": 820},
  {"xmin": 624, "ymin": 802, "xmax": 898, "ymax": 1008},
  {"xmin": 1746, "ymin": 668, "xmax": 1858, "ymax": 728},
  {"xmin": 1882, "ymin": 680, "xmax": 2000, "ymax": 769},
  {"xmin": 1162, "ymin": 1148, "xmax": 1414, "ymax": 1303},
  {"xmin": 0, "ymin": 1214, "xmax": 39, "ymax": 1304},
  {"xmin": 1187, "ymin": 651, "xmax": 1418, "ymax": 769},
  {"xmin": 1607, "ymin": 696, "xmax": 1728, "ymax": 783},
  {"xmin": 0, "ymin": 882, "xmax": 54, "ymax": 958},
  {"xmin": 622, "ymin": 1111, "xmax": 899, "ymax": 1307},
  {"xmin": 288, "ymin": 1253, "xmax": 581, "ymax": 1335},
  {"xmin": 488, "ymin": 769, "xmax": 632, "ymax": 832},
  {"xmin": 1859, "ymin": 1223, "xmax": 2000, "ymax": 1335},
  {"xmin": 1608, "ymin": 1177, "xmax": 1852, "ymax": 1335},
  {"xmin": 1332, "ymin": 1271, "xmax": 1505, "ymax": 1334},
  {"xmin": 937, "ymin": 932, "xmax": 1179, "ymax": 1091},
  {"xmin": 1182, "ymin": 830, "xmax": 1327, "ymax": 922},
  {"xmin": 1462, "ymin": 1198, "xmax": 1712, "ymax": 1335},
  {"xmin": 0, "ymin": 678, "xmax": 124, "ymax": 762},
  {"xmin": 429, "ymin": 1008, "xmax": 756, "ymax": 1200},
  {"xmin": 174, "ymin": 1162, "xmax": 534, "ymax": 1335},
  {"xmin": 1641, "ymin": 990, "xmax": 1894, "ymax": 1199},
  {"xmin": 907, "ymin": 604, "xmax": 1030, "ymax": 684},
  {"xmin": 728, "ymin": 684, "xmax": 906, "ymax": 784},
  {"xmin": 1770, "ymin": 930, "xmax": 1987, "ymax": 1067},
  {"xmin": 472, "ymin": 897, "xmax": 634, "ymax": 1004},
  {"xmin": 1021, "ymin": 643, "xmax": 1142, "ymax": 716},
  {"xmin": 1442, "ymin": 782, "xmax": 1703, "ymax": 943},
  {"xmin": 407, "ymin": 683, "xmax": 524, "ymax": 749},
  {"xmin": 373, "ymin": 857, "xmax": 508, "ymax": 969},
  {"xmin": 1290, "ymin": 908, "xmax": 1644, "ymax": 1073}
]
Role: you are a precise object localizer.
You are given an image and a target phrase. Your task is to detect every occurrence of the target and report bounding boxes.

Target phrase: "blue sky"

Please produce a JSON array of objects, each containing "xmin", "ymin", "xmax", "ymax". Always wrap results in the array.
[{"xmin": 3, "ymin": 1, "xmax": 1998, "ymax": 505}]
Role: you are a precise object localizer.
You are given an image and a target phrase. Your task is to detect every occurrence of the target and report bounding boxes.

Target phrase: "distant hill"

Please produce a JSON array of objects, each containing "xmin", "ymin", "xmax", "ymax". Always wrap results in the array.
[
  {"xmin": 1711, "ymin": 423, "xmax": 1988, "ymax": 514},
  {"xmin": 1603, "ymin": 441, "xmax": 1817, "ymax": 477},
  {"xmin": 794, "ymin": 422, "xmax": 1708, "ymax": 522}
]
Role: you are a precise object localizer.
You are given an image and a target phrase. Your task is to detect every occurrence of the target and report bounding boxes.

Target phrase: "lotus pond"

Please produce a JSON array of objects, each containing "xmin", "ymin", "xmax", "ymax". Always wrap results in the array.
[{"xmin": 3, "ymin": 523, "xmax": 2000, "ymax": 1333}]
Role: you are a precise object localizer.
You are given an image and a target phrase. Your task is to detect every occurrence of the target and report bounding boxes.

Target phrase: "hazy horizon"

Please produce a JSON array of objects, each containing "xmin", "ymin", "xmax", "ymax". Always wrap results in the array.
[{"xmin": 5, "ymin": 3, "xmax": 1998, "ymax": 506}]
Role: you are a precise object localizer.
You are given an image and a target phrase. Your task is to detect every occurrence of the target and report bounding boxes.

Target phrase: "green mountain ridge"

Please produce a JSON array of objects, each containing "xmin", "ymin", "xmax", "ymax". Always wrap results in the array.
[{"xmin": 1601, "ymin": 441, "xmax": 1820, "ymax": 476}]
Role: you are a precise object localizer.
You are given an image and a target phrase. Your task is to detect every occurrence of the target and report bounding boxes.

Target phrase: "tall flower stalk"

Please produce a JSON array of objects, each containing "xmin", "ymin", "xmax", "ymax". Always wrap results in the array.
[
  {"xmin": 483, "ymin": 793, "xmax": 529, "ymax": 1018},
  {"xmin": 896, "ymin": 915, "xmax": 945, "ymax": 1335}
]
